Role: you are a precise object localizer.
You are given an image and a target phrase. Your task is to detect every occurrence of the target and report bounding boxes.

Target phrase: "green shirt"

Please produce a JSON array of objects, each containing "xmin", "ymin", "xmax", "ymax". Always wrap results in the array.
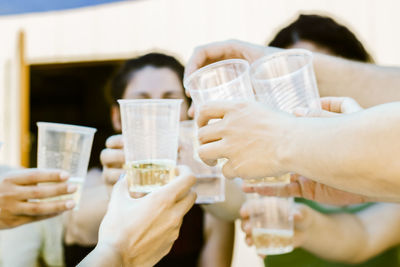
[{"xmin": 265, "ymin": 199, "xmax": 400, "ymax": 267}]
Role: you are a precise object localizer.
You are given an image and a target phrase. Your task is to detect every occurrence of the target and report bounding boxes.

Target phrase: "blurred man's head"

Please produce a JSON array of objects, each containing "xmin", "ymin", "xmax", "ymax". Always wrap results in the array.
[
  {"xmin": 108, "ymin": 53, "xmax": 190, "ymax": 131},
  {"xmin": 269, "ymin": 14, "xmax": 372, "ymax": 62}
]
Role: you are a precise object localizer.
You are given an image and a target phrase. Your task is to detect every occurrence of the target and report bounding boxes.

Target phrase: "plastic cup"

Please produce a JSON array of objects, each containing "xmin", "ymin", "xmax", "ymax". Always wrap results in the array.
[
  {"xmin": 179, "ymin": 120, "xmax": 225, "ymax": 204},
  {"xmin": 246, "ymin": 192, "xmax": 294, "ymax": 255},
  {"xmin": 37, "ymin": 122, "xmax": 96, "ymax": 210},
  {"xmin": 248, "ymin": 49, "xmax": 321, "ymax": 186},
  {"xmin": 184, "ymin": 59, "xmax": 256, "ymax": 180},
  {"xmin": 184, "ymin": 59, "xmax": 256, "ymax": 111},
  {"xmin": 118, "ymin": 99, "xmax": 182, "ymax": 194},
  {"xmin": 250, "ymin": 49, "xmax": 321, "ymax": 112}
]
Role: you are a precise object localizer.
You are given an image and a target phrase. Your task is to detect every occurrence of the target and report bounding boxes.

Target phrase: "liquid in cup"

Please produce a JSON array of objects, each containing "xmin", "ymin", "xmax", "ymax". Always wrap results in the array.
[
  {"xmin": 247, "ymin": 193, "xmax": 294, "ymax": 255},
  {"xmin": 118, "ymin": 99, "xmax": 182, "ymax": 194},
  {"xmin": 249, "ymin": 49, "xmax": 322, "ymax": 185},
  {"xmin": 36, "ymin": 122, "xmax": 96, "ymax": 210},
  {"xmin": 179, "ymin": 120, "xmax": 225, "ymax": 203}
]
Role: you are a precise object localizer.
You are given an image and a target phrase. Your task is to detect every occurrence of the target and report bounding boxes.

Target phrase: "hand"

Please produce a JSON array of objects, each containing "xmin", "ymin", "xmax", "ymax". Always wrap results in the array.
[
  {"xmin": 185, "ymin": 39, "xmax": 279, "ymax": 79},
  {"xmin": 243, "ymin": 174, "xmax": 369, "ymax": 205},
  {"xmin": 0, "ymin": 169, "xmax": 77, "ymax": 229},
  {"xmin": 294, "ymin": 96, "xmax": 363, "ymax": 117},
  {"xmin": 197, "ymin": 101, "xmax": 293, "ymax": 179},
  {"xmin": 96, "ymin": 167, "xmax": 197, "ymax": 267},
  {"xmin": 240, "ymin": 202, "xmax": 315, "ymax": 257},
  {"xmin": 100, "ymin": 135, "xmax": 125, "ymax": 188}
]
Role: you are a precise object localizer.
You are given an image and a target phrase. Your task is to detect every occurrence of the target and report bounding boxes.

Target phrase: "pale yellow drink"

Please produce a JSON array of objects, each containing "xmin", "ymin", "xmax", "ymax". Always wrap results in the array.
[{"xmin": 124, "ymin": 159, "xmax": 175, "ymax": 193}]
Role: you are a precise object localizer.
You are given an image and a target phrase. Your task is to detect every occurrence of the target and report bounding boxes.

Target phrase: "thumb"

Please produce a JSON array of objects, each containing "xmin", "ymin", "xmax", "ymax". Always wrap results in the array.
[
  {"xmin": 110, "ymin": 175, "xmax": 130, "ymax": 201},
  {"xmin": 293, "ymin": 107, "xmax": 338, "ymax": 118},
  {"xmin": 294, "ymin": 204, "xmax": 314, "ymax": 231}
]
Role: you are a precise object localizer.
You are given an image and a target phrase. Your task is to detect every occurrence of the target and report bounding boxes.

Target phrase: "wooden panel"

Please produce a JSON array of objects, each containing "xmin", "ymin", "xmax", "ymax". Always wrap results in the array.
[{"xmin": 18, "ymin": 31, "xmax": 30, "ymax": 167}]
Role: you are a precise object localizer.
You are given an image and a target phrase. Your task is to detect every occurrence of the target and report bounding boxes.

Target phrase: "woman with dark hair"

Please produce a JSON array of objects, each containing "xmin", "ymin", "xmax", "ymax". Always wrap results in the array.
[
  {"xmin": 269, "ymin": 14, "xmax": 373, "ymax": 62},
  {"xmin": 241, "ymin": 14, "xmax": 399, "ymax": 267},
  {"xmin": 65, "ymin": 52, "xmax": 234, "ymax": 267}
]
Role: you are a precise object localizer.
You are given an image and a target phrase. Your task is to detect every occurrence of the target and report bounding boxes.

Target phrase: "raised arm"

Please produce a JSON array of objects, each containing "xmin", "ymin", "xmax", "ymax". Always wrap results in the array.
[
  {"xmin": 314, "ymin": 54, "xmax": 400, "ymax": 107},
  {"xmin": 197, "ymin": 101, "xmax": 400, "ymax": 201},
  {"xmin": 300, "ymin": 203, "xmax": 400, "ymax": 263}
]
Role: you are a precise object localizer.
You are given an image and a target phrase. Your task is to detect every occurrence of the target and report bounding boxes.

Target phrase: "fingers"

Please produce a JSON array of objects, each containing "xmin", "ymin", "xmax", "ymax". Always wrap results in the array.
[
  {"xmin": 221, "ymin": 160, "xmax": 238, "ymax": 179},
  {"xmin": 198, "ymin": 122, "xmax": 224, "ymax": 145},
  {"xmin": 14, "ymin": 200, "xmax": 75, "ymax": 216},
  {"xmin": 161, "ymin": 169, "xmax": 196, "ymax": 202},
  {"xmin": 293, "ymin": 204, "xmax": 313, "ymax": 231},
  {"xmin": 196, "ymin": 102, "xmax": 236, "ymax": 127},
  {"xmin": 17, "ymin": 182, "xmax": 77, "ymax": 200},
  {"xmin": 184, "ymin": 41, "xmax": 235, "ymax": 78},
  {"xmin": 4, "ymin": 169, "xmax": 69, "ymax": 185},
  {"xmin": 198, "ymin": 141, "xmax": 226, "ymax": 166},
  {"xmin": 320, "ymin": 97, "xmax": 362, "ymax": 114},
  {"xmin": 102, "ymin": 167, "xmax": 124, "ymax": 186},
  {"xmin": 110, "ymin": 176, "xmax": 129, "ymax": 200},
  {"xmin": 293, "ymin": 107, "xmax": 338, "ymax": 118},
  {"xmin": 5, "ymin": 214, "xmax": 58, "ymax": 229},
  {"xmin": 100, "ymin": 148, "xmax": 125, "ymax": 168},
  {"xmin": 252, "ymin": 182, "xmax": 301, "ymax": 198},
  {"xmin": 239, "ymin": 203, "xmax": 250, "ymax": 219},
  {"xmin": 174, "ymin": 191, "xmax": 197, "ymax": 216},
  {"xmin": 105, "ymin": 134, "xmax": 124, "ymax": 149}
]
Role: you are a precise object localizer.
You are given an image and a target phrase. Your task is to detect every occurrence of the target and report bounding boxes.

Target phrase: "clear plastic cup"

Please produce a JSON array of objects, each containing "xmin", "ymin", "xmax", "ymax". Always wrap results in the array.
[
  {"xmin": 248, "ymin": 49, "xmax": 321, "ymax": 186},
  {"xmin": 37, "ymin": 122, "xmax": 97, "ymax": 210},
  {"xmin": 184, "ymin": 59, "xmax": 256, "ymax": 181},
  {"xmin": 118, "ymin": 99, "xmax": 182, "ymax": 194},
  {"xmin": 251, "ymin": 49, "xmax": 321, "ymax": 112},
  {"xmin": 179, "ymin": 120, "xmax": 225, "ymax": 204},
  {"xmin": 184, "ymin": 59, "xmax": 256, "ymax": 110},
  {"xmin": 246, "ymin": 192, "xmax": 294, "ymax": 255}
]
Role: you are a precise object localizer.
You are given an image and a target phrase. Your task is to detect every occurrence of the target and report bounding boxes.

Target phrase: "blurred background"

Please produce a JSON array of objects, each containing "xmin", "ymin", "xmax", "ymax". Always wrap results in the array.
[{"xmin": 0, "ymin": 0, "xmax": 398, "ymax": 265}]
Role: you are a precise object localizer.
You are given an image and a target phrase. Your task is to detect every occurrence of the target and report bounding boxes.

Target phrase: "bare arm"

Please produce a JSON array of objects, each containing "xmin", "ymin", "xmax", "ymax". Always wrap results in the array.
[
  {"xmin": 301, "ymin": 203, "xmax": 400, "ymax": 263},
  {"xmin": 185, "ymin": 39, "xmax": 400, "ymax": 108},
  {"xmin": 285, "ymin": 102, "xmax": 400, "ymax": 200},
  {"xmin": 198, "ymin": 213, "xmax": 234, "ymax": 267},
  {"xmin": 314, "ymin": 54, "xmax": 400, "ymax": 107}
]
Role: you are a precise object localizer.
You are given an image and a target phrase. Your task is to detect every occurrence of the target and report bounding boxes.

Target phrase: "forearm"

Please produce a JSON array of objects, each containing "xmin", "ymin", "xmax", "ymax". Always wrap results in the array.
[
  {"xmin": 198, "ymin": 214, "xmax": 234, "ymax": 267},
  {"xmin": 301, "ymin": 212, "xmax": 366, "ymax": 263},
  {"xmin": 314, "ymin": 54, "xmax": 400, "ymax": 107},
  {"xmin": 303, "ymin": 203, "xmax": 400, "ymax": 263},
  {"xmin": 284, "ymin": 102, "xmax": 400, "ymax": 200},
  {"xmin": 78, "ymin": 244, "xmax": 122, "ymax": 267}
]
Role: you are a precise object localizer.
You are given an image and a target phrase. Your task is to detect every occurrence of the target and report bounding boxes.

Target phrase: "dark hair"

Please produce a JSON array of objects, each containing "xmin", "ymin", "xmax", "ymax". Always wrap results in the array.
[
  {"xmin": 269, "ymin": 14, "xmax": 372, "ymax": 62},
  {"xmin": 107, "ymin": 52, "xmax": 189, "ymax": 104}
]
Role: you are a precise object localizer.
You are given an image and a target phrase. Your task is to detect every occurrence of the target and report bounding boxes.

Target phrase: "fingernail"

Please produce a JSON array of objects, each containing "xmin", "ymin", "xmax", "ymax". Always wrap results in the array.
[
  {"xmin": 60, "ymin": 171, "xmax": 69, "ymax": 180},
  {"xmin": 293, "ymin": 107, "xmax": 308, "ymax": 117},
  {"xmin": 67, "ymin": 184, "xmax": 78, "ymax": 193},
  {"xmin": 65, "ymin": 200, "xmax": 75, "ymax": 209}
]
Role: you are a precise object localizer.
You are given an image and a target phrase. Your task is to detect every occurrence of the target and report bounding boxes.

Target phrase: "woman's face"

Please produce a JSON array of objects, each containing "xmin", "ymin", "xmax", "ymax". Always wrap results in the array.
[{"xmin": 112, "ymin": 66, "xmax": 189, "ymax": 131}]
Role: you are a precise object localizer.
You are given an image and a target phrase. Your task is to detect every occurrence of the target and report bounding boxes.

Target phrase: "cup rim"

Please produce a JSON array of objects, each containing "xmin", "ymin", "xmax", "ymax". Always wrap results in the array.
[
  {"xmin": 250, "ymin": 49, "xmax": 313, "ymax": 82},
  {"xmin": 184, "ymin": 58, "xmax": 250, "ymax": 92},
  {"xmin": 37, "ymin": 122, "xmax": 97, "ymax": 134},
  {"xmin": 117, "ymin": 99, "xmax": 183, "ymax": 105}
]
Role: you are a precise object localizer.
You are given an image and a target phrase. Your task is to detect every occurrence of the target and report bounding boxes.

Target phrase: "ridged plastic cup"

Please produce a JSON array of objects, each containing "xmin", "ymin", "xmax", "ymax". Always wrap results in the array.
[
  {"xmin": 37, "ymin": 122, "xmax": 97, "ymax": 210},
  {"xmin": 184, "ymin": 59, "xmax": 256, "ymax": 111},
  {"xmin": 250, "ymin": 49, "xmax": 321, "ymax": 113},
  {"xmin": 118, "ymin": 99, "xmax": 182, "ymax": 194},
  {"xmin": 246, "ymin": 193, "xmax": 294, "ymax": 255}
]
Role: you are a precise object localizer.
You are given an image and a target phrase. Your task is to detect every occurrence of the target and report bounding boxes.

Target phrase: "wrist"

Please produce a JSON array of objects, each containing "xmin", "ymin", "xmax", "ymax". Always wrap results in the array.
[
  {"xmin": 277, "ymin": 116, "xmax": 305, "ymax": 174},
  {"xmin": 94, "ymin": 242, "xmax": 123, "ymax": 267}
]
